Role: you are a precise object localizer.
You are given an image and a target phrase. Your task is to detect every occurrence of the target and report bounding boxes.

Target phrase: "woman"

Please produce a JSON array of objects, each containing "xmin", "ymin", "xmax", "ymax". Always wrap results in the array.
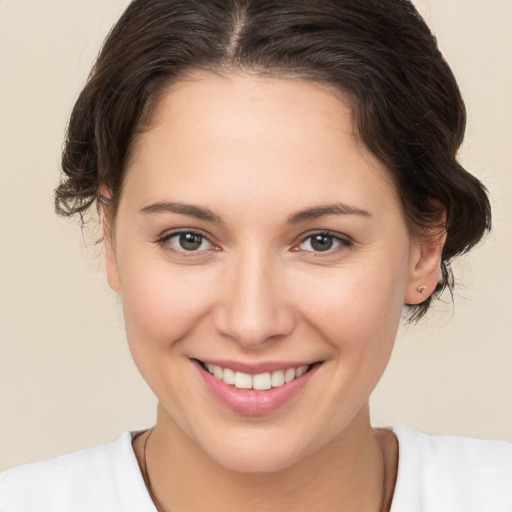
[{"xmin": 1, "ymin": 0, "xmax": 511, "ymax": 510}]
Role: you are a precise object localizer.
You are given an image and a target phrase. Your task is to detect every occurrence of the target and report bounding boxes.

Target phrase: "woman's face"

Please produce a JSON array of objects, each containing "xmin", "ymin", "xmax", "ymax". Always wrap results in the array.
[{"xmin": 107, "ymin": 74, "xmax": 436, "ymax": 472}]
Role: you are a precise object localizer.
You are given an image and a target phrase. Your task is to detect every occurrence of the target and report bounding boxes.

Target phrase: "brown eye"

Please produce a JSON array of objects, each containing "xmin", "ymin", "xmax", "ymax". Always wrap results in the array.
[
  {"xmin": 179, "ymin": 232, "xmax": 204, "ymax": 251},
  {"xmin": 298, "ymin": 232, "xmax": 350, "ymax": 253},
  {"xmin": 310, "ymin": 234, "xmax": 334, "ymax": 252},
  {"xmin": 159, "ymin": 231, "xmax": 212, "ymax": 253}
]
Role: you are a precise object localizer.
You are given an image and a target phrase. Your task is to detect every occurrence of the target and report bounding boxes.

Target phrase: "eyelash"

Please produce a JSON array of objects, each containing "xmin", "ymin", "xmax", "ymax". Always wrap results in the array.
[
  {"xmin": 155, "ymin": 229, "xmax": 217, "ymax": 256},
  {"xmin": 295, "ymin": 230, "xmax": 353, "ymax": 256},
  {"xmin": 155, "ymin": 229, "xmax": 352, "ymax": 256}
]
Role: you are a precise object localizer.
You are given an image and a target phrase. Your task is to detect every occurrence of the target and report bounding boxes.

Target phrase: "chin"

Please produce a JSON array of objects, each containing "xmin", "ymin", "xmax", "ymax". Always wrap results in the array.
[
  {"xmin": 209, "ymin": 443, "xmax": 303, "ymax": 474},
  {"xmin": 193, "ymin": 421, "xmax": 322, "ymax": 474}
]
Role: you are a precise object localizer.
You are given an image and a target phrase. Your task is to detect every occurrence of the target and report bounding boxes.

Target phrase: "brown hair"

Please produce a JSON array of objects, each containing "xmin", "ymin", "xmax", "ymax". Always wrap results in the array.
[{"xmin": 55, "ymin": 0, "xmax": 491, "ymax": 320}]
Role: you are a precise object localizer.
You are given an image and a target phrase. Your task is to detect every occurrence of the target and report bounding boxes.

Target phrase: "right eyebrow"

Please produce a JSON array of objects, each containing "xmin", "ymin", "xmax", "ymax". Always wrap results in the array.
[
  {"xmin": 139, "ymin": 202, "xmax": 224, "ymax": 224},
  {"xmin": 287, "ymin": 202, "xmax": 372, "ymax": 224}
]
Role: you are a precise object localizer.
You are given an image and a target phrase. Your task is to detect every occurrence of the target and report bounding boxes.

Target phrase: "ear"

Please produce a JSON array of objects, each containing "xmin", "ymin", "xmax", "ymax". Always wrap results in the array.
[
  {"xmin": 99, "ymin": 190, "xmax": 121, "ymax": 293},
  {"xmin": 404, "ymin": 215, "xmax": 446, "ymax": 305},
  {"xmin": 104, "ymin": 230, "xmax": 121, "ymax": 293}
]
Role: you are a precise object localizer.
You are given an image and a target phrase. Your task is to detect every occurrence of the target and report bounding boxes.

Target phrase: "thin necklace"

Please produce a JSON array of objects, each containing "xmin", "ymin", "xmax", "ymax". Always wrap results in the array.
[
  {"xmin": 142, "ymin": 428, "xmax": 168, "ymax": 512},
  {"xmin": 142, "ymin": 428, "xmax": 388, "ymax": 512},
  {"xmin": 376, "ymin": 428, "xmax": 392, "ymax": 512},
  {"xmin": 379, "ymin": 437, "xmax": 388, "ymax": 512}
]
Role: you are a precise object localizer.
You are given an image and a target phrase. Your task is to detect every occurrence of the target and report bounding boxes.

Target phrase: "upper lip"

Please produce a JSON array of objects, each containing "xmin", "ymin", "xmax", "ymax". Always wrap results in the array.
[{"xmin": 194, "ymin": 358, "xmax": 320, "ymax": 375}]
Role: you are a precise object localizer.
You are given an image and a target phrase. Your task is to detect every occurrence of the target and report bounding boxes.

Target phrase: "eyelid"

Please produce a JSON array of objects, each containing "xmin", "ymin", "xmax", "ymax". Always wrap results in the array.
[
  {"xmin": 293, "ymin": 230, "xmax": 353, "ymax": 254},
  {"xmin": 155, "ymin": 228, "xmax": 219, "ymax": 254},
  {"xmin": 157, "ymin": 227, "xmax": 209, "ymax": 241}
]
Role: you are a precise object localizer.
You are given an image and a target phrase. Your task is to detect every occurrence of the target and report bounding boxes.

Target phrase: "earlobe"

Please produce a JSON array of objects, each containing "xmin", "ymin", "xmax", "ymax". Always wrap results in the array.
[
  {"xmin": 405, "ymin": 226, "xmax": 446, "ymax": 305},
  {"xmin": 99, "ymin": 191, "xmax": 121, "ymax": 293},
  {"xmin": 104, "ymin": 233, "xmax": 121, "ymax": 293}
]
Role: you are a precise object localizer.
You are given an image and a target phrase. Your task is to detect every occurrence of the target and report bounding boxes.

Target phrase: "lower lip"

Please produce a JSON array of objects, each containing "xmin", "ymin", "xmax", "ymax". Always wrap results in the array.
[{"xmin": 193, "ymin": 360, "xmax": 320, "ymax": 416}]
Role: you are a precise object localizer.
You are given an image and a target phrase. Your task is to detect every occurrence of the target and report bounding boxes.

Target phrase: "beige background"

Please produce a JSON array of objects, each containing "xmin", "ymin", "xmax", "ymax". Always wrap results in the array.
[{"xmin": 0, "ymin": 0, "xmax": 511, "ymax": 472}]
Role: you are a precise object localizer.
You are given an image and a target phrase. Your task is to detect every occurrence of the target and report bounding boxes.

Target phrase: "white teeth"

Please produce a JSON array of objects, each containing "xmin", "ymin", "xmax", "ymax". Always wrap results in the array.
[
  {"xmin": 204, "ymin": 363, "xmax": 311, "ymax": 390},
  {"xmin": 271, "ymin": 370, "xmax": 285, "ymax": 388},
  {"xmin": 284, "ymin": 368, "xmax": 296, "ymax": 383},
  {"xmin": 296, "ymin": 365, "xmax": 308, "ymax": 378},
  {"xmin": 213, "ymin": 365, "xmax": 224, "ymax": 380},
  {"xmin": 252, "ymin": 372, "xmax": 272, "ymax": 391},
  {"xmin": 222, "ymin": 368, "xmax": 236, "ymax": 385},
  {"xmin": 234, "ymin": 372, "xmax": 253, "ymax": 389}
]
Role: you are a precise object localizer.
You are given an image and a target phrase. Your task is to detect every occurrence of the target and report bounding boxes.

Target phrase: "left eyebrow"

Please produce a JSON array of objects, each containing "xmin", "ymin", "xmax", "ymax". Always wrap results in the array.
[
  {"xmin": 287, "ymin": 203, "xmax": 372, "ymax": 224},
  {"xmin": 139, "ymin": 201, "xmax": 224, "ymax": 223}
]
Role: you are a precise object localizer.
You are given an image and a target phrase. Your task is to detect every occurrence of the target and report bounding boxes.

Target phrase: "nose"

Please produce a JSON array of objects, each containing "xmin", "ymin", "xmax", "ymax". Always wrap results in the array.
[{"xmin": 213, "ymin": 250, "xmax": 295, "ymax": 348}]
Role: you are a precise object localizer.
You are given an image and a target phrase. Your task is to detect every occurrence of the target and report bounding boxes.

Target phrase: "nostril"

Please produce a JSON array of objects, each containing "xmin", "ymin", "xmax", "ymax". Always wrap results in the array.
[{"xmin": 212, "ymin": 303, "xmax": 296, "ymax": 348}]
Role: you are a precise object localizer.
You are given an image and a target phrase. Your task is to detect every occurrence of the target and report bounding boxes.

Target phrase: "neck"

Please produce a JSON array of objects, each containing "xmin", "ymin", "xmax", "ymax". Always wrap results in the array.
[{"xmin": 134, "ymin": 402, "xmax": 396, "ymax": 512}]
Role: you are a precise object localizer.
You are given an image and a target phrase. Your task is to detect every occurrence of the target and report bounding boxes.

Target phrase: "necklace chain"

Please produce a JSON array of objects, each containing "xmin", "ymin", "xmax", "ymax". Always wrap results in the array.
[
  {"xmin": 378, "ymin": 431, "xmax": 389, "ymax": 512},
  {"xmin": 142, "ymin": 428, "xmax": 168, "ymax": 512}
]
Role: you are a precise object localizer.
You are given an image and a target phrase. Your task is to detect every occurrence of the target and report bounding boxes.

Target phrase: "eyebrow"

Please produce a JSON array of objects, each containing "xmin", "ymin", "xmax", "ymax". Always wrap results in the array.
[
  {"xmin": 139, "ymin": 202, "xmax": 223, "ymax": 223},
  {"xmin": 287, "ymin": 203, "xmax": 372, "ymax": 224}
]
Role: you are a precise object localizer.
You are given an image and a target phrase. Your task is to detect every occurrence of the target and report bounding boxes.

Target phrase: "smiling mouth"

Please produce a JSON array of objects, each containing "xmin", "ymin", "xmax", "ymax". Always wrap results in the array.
[{"xmin": 197, "ymin": 360, "xmax": 318, "ymax": 391}]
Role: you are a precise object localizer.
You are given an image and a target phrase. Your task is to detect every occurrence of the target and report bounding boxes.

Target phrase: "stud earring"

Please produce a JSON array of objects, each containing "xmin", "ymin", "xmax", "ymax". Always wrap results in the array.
[{"xmin": 417, "ymin": 285, "xmax": 427, "ymax": 294}]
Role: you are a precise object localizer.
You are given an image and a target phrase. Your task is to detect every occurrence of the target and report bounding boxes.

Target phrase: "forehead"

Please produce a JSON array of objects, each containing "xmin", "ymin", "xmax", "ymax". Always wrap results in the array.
[{"xmin": 123, "ymin": 73, "xmax": 399, "ymax": 218}]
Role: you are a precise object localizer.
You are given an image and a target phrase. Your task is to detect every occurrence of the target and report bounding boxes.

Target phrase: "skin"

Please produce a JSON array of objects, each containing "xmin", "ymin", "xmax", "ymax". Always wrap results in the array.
[{"xmin": 105, "ymin": 73, "xmax": 443, "ymax": 511}]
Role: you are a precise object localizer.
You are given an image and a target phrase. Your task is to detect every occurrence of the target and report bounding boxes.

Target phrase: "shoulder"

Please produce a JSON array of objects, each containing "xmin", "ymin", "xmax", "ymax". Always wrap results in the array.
[
  {"xmin": 0, "ymin": 432, "xmax": 155, "ymax": 512},
  {"xmin": 390, "ymin": 424, "xmax": 512, "ymax": 512}
]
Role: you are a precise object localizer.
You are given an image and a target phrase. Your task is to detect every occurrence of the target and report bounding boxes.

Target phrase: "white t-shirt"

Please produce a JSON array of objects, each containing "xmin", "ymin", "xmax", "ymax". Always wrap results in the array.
[{"xmin": 1, "ymin": 425, "xmax": 511, "ymax": 511}]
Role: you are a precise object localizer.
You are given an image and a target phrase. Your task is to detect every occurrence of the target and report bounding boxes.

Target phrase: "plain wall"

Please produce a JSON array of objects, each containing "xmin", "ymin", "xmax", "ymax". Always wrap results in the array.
[{"xmin": 0, "ymin": 0, "xmax": 511, "ymax": 471}]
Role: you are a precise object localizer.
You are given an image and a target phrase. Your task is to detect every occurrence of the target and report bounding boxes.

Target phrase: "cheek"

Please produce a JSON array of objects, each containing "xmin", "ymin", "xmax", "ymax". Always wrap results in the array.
[
  {"xmin": 118, "ymin": 260, "xmax": 221, "ymax": 402},
  {"xmin": 119, "ymin": 259, "xmax": 217, "ymax": 349},
  {"xmin": 290, "ymin": 251, "xmax": 410, "ymax": 401},
  {"xmin": 294, "ymin": 260, "xmax": 408, "ymax": 344}
]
